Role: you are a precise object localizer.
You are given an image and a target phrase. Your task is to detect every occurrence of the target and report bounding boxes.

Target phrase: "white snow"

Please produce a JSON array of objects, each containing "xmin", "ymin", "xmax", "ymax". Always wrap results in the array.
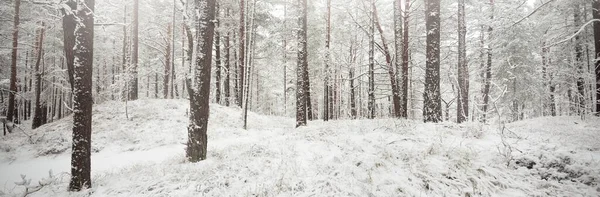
[{"xmin": 1, "ymin": 99, "xmax": 599, "ymax": 196}]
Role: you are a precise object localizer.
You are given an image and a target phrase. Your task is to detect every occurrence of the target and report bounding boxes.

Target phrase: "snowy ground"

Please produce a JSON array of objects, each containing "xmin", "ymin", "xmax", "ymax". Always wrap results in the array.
[{"xmin": 1, "ymin": 99, "xmax": 599, "ymax": 196}]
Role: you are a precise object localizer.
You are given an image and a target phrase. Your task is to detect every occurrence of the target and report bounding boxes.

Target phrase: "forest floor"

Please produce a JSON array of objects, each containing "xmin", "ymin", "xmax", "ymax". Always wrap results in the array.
[{"xmin": 0, "ymin": 99, "xmax": 599, "ymax": 196}]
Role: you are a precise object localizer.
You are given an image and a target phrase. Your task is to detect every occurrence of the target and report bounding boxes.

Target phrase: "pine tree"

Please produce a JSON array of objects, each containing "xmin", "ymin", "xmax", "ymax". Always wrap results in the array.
[
  {"xmin": 423, "ymin": 0, "xmax": 442, "ymax": 123},
  {"xmin": 457, "ymin": 0, "xmax": 469, "ymax": 123},
  {"xmin": 296, "ymin": 0, "xmax": 308, "ymax": 127},
  {"xmin": 593, "ymin": 0, "xmax": 600, "ymax": 115},
  {"xmin": 368, "ymin": 0, "xmax": 376, "ymax": 119},
  {"xmin": 186, "ymin": 0, "xmax": 216, "ymax": 162},
  {"xmin": 7, "ymin": 0, "xmax": 21, "ymax": 123},
  {"xmin": 130, "ymin": 0, "xmax": 139, "ymax": 100},
  {"xmin": 32, "ymin": 23, "xmax": 46, "ymax": 129},
  {"xmin": 69, "ymin": 0, "xmax": 95, "ymax": 191}
]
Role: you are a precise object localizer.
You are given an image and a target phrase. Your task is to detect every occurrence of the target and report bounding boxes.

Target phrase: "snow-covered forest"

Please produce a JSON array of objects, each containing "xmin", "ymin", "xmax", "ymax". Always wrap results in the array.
[{"xmin": 0, "ymin": 0, "xmax": 599, "ymax": 196}]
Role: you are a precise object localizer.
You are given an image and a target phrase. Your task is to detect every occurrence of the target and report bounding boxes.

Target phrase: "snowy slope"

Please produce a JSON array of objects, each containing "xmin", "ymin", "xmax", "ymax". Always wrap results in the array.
[{"xmin": 0, "ymin": 99, "xmax": 599, "ymax": 196}]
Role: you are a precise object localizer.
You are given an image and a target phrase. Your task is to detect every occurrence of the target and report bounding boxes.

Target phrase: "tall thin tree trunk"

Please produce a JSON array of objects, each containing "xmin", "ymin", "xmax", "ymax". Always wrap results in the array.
[
  {"xmin": 423, "ymin": 0, "xmax": 442, "ymax": 123},
  {"xmin": 324, "ymin": 0, "xmax": 331, "ymax": 121},
  {"xmin": 238, "ymin": 0, "xmax": 246, "ymax": 108},
  {"xmin": 68, "ymin": 0, "xmax": 94, "ymax": 191},
  {"xmin": 296, "ymin": 0, "xmax": 308, "ymax": 127},
  {"xmin": 367, "ymin": 0, "xmax": 376, "ymax": 119},
  {"xmin": 7, "ymin": 0, "xmax": 21, "ymax": 123},
  {"xmin": 129, "ymin": 0, "xmax": 139, "ymax": 100},
  {"xmin": 171, "ymin": 0, "xmax": 177, "ymax": 99},
  {"xmin": 481, "ymin": 0, "xmax": 494, "ymax": 122},
  {"xmin": 593, "ymin": 0, "xmax": 600, "ymax": 115},
  {"xmin": 224, "ymin": 9, "xmax": 231, "ymax": 106},
  {"xmin": 574, "ymin": 2, "xmax": 586, "ymax": 116},
  {"xmin": 32, "ymin": 23, "xmax": 46, "ymax": 129},
  {"xmin": 215, "ymin": 3, "xmax": 222, "ymax": 104},
  {"xmin": 457, "ymin": 0, "xmax": 469, "ymax": 123},
  {"xmin": 164, "ymin": 24, "xmax": 172, "ymax": 99},
  {"xmin": 373, "ymin": 3, "xmax": 401, "ymax": 118},
  {"xmin": 186, "ymin": 0, "xmax": 216, "ymax": 162}
]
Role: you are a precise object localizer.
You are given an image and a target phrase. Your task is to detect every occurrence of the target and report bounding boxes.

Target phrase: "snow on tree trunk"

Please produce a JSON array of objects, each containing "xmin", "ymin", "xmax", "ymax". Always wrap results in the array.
[
  {"xmin": 324, "ymin": 0, "xmax": 331, "ymax": 121},
  {"xmin": 32, "ymin": 23, "xmax": 46, "ymax": 130},
  {"xmin": 164, "ymin": 24, "xmax": 172, "ymax": 99},
  {"xmin": 7, "ymin": 0, "xmax": 20, "ymax": 123},
  {"xmin": 373, "ymin": 2, "xmax": 401, "ymax": 118},
  {"xmin": 186, "ymin": 0, "xmax": 216, "ymax": 162},
  {"xmin": 224, "ymin": 8, "xmax": 231, "ymax": 107},
  {"xmin": 296, "ymin": 0, "xmax": 308, "ymax": 127},
  {"xmin": 238, "ymin": 0, "xmax": 246, "ymax": 108},
  {"xmin": 423, "ymin": 0, "xmax": 442, "ymax": 123},
  {"xmin": 69, "ymin": 0, "xmax": 94, "ymax": 191},
  {"xmin": 457, "ymin": 0, "xmax": 469, "ymax": 123},
  {"xmin": 401, "ymin": 0, "xmax": 410, "ymax": 118},
  {"xmin": 61, "ymin": 0, "xmax": 76, "ymax": 91},
  {"xmin": 130, "ymin": 0, "xmax": 139, "ymax": 100},
  {"xmin": 481, "ymin": 0, "xmax": 494, "ymax": 123},
  {"xmin": 368, "ymin": 0, "xmax": 376, "ymax": 119},
  {"xmin": 215, "ymin": 3, "xmax": 222, "ymax": 104},
  {"xmin": 593, "ymin": 0, "xmax": 600, "ymax": 115},
  {"xmin": 573, "ymin": 1, "xmax": 586, "ymax": 116}
]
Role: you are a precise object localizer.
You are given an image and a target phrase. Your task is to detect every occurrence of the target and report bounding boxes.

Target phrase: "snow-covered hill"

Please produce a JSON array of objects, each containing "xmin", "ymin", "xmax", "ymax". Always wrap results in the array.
[{"xmin": 1, "ymin": 99, "xmax": 599, "ymax": 196}]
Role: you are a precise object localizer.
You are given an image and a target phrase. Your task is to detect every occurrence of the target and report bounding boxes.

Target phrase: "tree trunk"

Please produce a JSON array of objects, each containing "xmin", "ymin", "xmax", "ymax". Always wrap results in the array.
[
  {"xmin": 401, "ymin": 0, "xmax": 410, "ymax": 118},
  {"xmin": 374, "ymin": 3, "xmax": 401, "ymax": 118},
  {"xmin": 394, "ymin": 0, "xmax": 404, "ymax": 119},
  {"xmin": 7, "ymin": 0, "xmax": 21, "ymax": 123},
  {"xmin": 573, "ymin": 2, "xmax": 585, "ymax": 116},
  {"xmin": 224, "ymin": 9, "xmax": 231, "ymax": 106},
  {"xmin": 129, "ymin": 0, "xmax": 139, "ymax": 100},
  {"xmin": 186, "ymin": 0, "xmax": 216, "ymax": 162},
  {"xmin": 481, "ymin": 0, "xmax": 494, "ymax": 122},
  {"xmin": 215, "ymin": 3, "xmax": 222, "ymax": 104},
  {"xmin": 32, "ymin": 23, "xmax": 46, "ymax": 130},
  {"xmin": 457, "ymin": 0, "xmax": 469, "ymax": 123},
  {"xmin": 238, "ymin": 0, "xmax": 246, "ymax": 108},
  {"xmin": 423, "ymin": 0, "xmax": 442, "ymax": 123},
  {"xmin": 296, "ymin": 0, "xmax": 308, "ymax": 127},
  {"xmin": 593, "ymin": 1, "xmax": 600, "ymax": 115},
  {"xmin": 68, "ymin": 0, "xmax": 94, "ymax": 191},
  {"xmin": 244, "ymin": 0, "xmax": 257, "ymax": 129},
  {"xmin": 323, "ymin": 0, "xmax": 331, "ymax": 121},
  {"xmin": 164, "ymin": 24, "xmax": 172, "ymax": 99},
  {"xmin": 368, "ymin": 0, "xmax": 376, "ymax": 119}
]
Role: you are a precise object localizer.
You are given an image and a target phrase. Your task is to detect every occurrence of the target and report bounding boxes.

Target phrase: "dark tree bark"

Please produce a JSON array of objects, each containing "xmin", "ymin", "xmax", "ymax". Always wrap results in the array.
[
  {"xmin": 593, "ymin": 0, "xmax": 600, "ymax": 115},
  {"xmin": 368, "ymin": 0, "xmax": 376, "ymax": 119},
  {"xmin": 304, "ymin": 55, "xmax": 313, "ymax": 121},
  {"xmin": 394, "ymin": 0, "xmax": 406, "ymax": 118},
  {"xmin": 423, "ymin": 0, "xmax": 442, "ymax": 123},
  {"xmin": 349, "ymin": 40, "xmax": 357, "ymax": 119},
  {"xmin": 68, "ymin": 0, "xmax": 94, "ymax": 191},
  {"xmin": 457, "ymin": 0, "xmax": 469, "ymax": 123},
  {"xmin": 574, "ymin": 2, "xmax": 585, "ymax": 116},
  {"xmin": 7, "ymin": 0, "xmax": 21, "ymax": 123},
  {"xmin": 238, "ymin": 0, "xmax": 246, "ymax": 107},
  {"xmin": 32, "ymin": 23, "xmax": 46, "ymax": 130},
  {"xmin": 171, "ymin": 0, "xmax": 177, "ymax": 99},
  {"xmin": 215, "ymin": 3, "xmax": 222, "ymax": 104},
  {"xmin": 186, "ymin": 0, "xmax": 216, "ymax": 162},
  {"xmin": 324, "ymin": 0, "xmax": 331, "ymax": 121},
  {"xmin": 481, "ymin": 0, "xmax": 494, "ymax": 122},
  {"xmin": 62, "ymin": 0, "xmax": 77, "ymax": 90},
  {"xmin": 296, "ymin": 0, "xmax": 308, "ymax": 127},
  {"xmin": 129, "ymin": 0, "xmax": 139, "ymax": 100},
  {"xmin": 164, "ymin": 24, "xmax": 172, "ymax": 99},
  {"xmin": 401, "ymin": 0, "xmax": 410, "ymax": 118},
  {"xmin": 224, "ymin": 8, "xmax": 231, "ymax": 106},
  {"xmin": 374, "ymin": 3, "xmax": 401, "ymax": 118}
]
